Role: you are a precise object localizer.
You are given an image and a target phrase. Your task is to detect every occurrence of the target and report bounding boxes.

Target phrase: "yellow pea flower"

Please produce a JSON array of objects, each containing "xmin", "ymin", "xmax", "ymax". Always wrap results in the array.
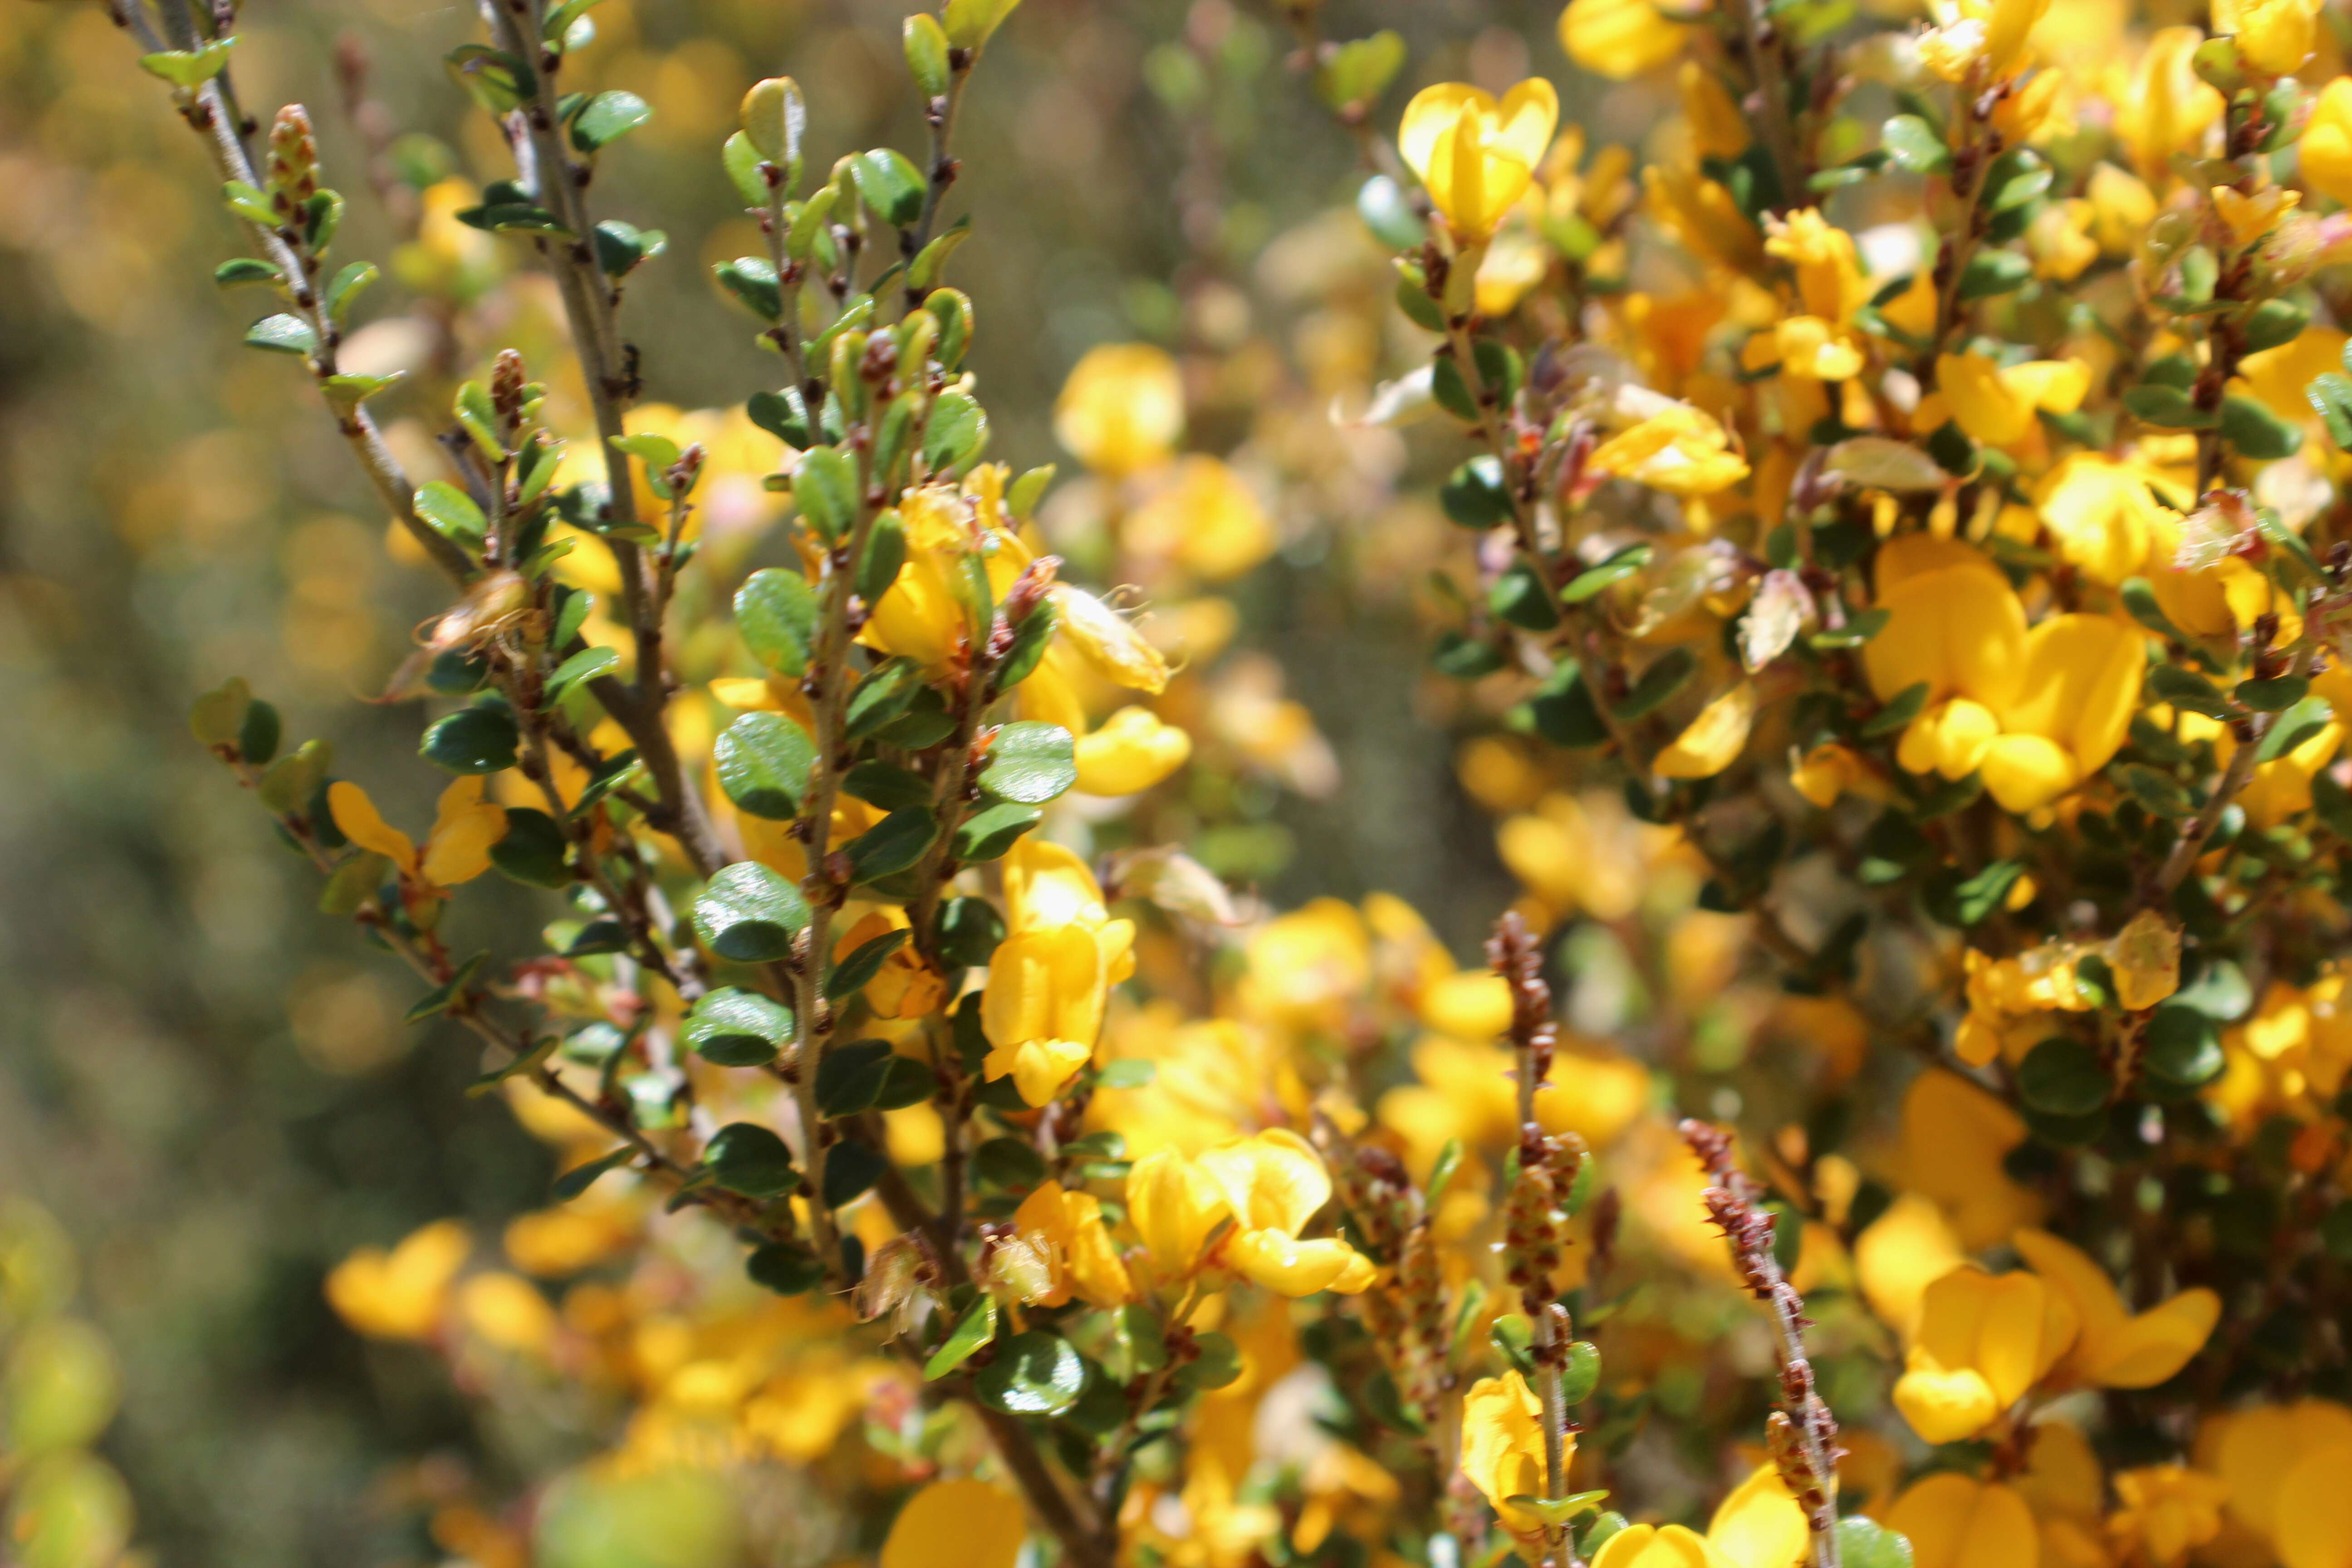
[
  {"xmin": 1892, "ymin": 1265, "xmax": 2079, "ymax": 1443},
  {"xmin": 2305, "ymin": 80, "xmax": 2352, "ymax": 207},
  {"xmin": 1789, "ymin": 741, "xmax": 1881, "ymax": 808},
  {"xmin": 1074, "ymin": 706, "xmax": 1192, "ymax": 795},
  {"xmin": 2013, "ymin": 1227, "xmax": 2220, "ymax": 1387},
  {"xmin": 420, "ymin": 776, "xmax": 510, "ymax": 887},
  {"xmin": 1558, "ymin": 0, "xmax": 1691, "ymax": 80},
  {"xmin": 2034, "ymin": 453, "xmax": 2167, "ymax": 584},
  {"xmin": 1764, "ymin": 208, "xmax": 1869, "ymax": 324},
  {"xmin": 833, "ymin": 910, "xmax": 948, "ymax": 1019},
  {"xmin": 981, "ymin": 926, "xmax": 1107, "ymax": 1106},
  {"xmin": 1054, "ymin": 343, "xmax": 1183, "ymax": 477},
  {"xmin": 1459, "ymin": 1371, "xmax": 1555, "ymax": 1545},
  {"xmin": 2087, "ymin": 163, "xmax": 2159, "ymax": 253},
  {"xmin": 329, "ymin": 779, "xmax": 422, "ymax": 879},
  {"xmin": 1127, "ymin": 1147, "xmax": 1231, "ymax": 1275},
  {"xmin": 1934, "ymin": 352, "xmax": 2090, "ymax": 446},
  {"xmin": 1587, "ymin": 404, "xmax": 1752, "ymax": 497},
  {"xmin": 1654, "ymin": 681, "xmax": 1759, "ymax": 779},
  {"xmin": 2110, "ymin": 1465, "xmax": 2230, "ymax": 1566},
  {"xmin": 1854, "ymin": 1191, "xmax": 1966, "ymax": 1338},
  {"xmin": 1126, "ymin": 456, "xmax": 1277, "ymax": 583},
  {"xmin": 458, "ymin": 1271, "xmax": 558, "ymax": 1355},
  {"xmin": 1009, "ymin": 1181, "xmax": 1134, "ymax": 1309},
  {"xmin": 881, "ymin": 1478, "xmax": 1027, "ymax": 1568},
  {"xmin": 1901, "ymin": 1069, "xmax": 2044, "ymax": 1249},
  {"xmin": 1884, "ymin": 1473, "xmax": 2037, "ymax": 1568},
  {"xmin": 1198, "ymin": 1130, "xmax": 1375, "ymax": 1296},
  {"xmin": 2213, "ymin": 184, "xmax": 2301, "ymax": 247},
  {"xmin": 2115, "ymin": 28, "xmax": 2224, "ymax": 180},
  {"xmin": 1398, "ymin": 80, "xmax": 1561, "ymax": 241},
  {"xmin": 1863, "ymin": 547, "xmax": 2027, "ymax": 779},
  {"xmin": 862, "ymin": 485, "xmax": 1034, "ymax": 671},
  {"xmin": 2213, "ymin": 1399, "xmax": 2352, "ymax": 1543},
  {"xmin": 324, "ymin": 1219, "xmax": 469, "ymax": 1341},
  {"xmin": 1052, "ymin": 584, "xmax": 1171, "ymax": 695},
  {"xmin": 1590, "ymin": 1472, "xmax": 1805, "ymax": 1568},
  {"xmin": 2214, "ymin": 0, "xmax": 2319, "ymax": 76},
  {"xmin": 2276, "ymin": 1441, "xmax": 2352, "ymax": 1568},
  {"xmin": 1679, "ymin": 62, "xmax": 1749, "ymax": 159},
  {"xmin": 1975, "ymin": 613, "xmax": 2143, "ymax": 813}
]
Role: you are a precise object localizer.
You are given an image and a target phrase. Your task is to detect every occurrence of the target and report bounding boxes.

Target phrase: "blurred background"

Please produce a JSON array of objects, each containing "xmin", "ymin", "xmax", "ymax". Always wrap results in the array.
[{"xmin": 0, "ymin": 0, "xmax": 1648, "ymax": 1559}]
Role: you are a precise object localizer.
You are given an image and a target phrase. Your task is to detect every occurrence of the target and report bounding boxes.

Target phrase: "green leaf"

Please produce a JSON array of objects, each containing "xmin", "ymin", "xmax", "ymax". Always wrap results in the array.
[
  {"xmin": 2018, "ymin": 1037, "xmax": 2108, "ymax": 1117},
  {"xmin": 845, "ymin": 807, "xmax": 937, "ymax": 882},
  {"xmin": 843, "ymin": 760, "xmax": 933, "ymax": 812},
  {"xmin": 714, "ymin": 256, "xmax": 782, "ymax": 321},
  {"xmin": 845, "ymin": 658, "xmax": 924, "ymax": 740},
  {"xmin": 1837, "ymin": 1517, "xmax": 1915, "ymax": 1568},
  {"xmin": 925, "ymin": 1294, "xmax": 998, "ymax": 1380},
  {"xmin": 1490, "ymin": 1313, "xmax": 1537, "ymax": 1377},
  {"xmin": 406, "ymin": 952, "xmax": 490, "ymax": 1022},
  {"xmin": 1881, "ymin": 115, "xmax": 1950, "ymax": 174},
  {"xmin": 456, "ymin": 379, "xmax": 507, "ymax": 462},
  {"xmin": 2239, "ymin": 673, "xmax": 2312, "ymax": 713},
  {"xmin": 1440, "ymin": 456, "xmax": 1514, "ymax": 530},
  {"xmin": 684, "ymin": 986, "xmax": 794, "ymax": 1067},
  {"xmin": 445, "ymin": 43, "xmax": 535, "ymax": 115},
  {"xmin": 1956, "ymin": 250, "xmax": 2033, "ymax": 300},
  {"xmin": 1525, "ymin": 663, "xmax": 1608, "ymax": 749},
  {"xmin": 922, "ymin": 390, "xmax": 989, "ymax": 474},
  {"xmin": 973, "ymin": 1135, "xmax": 1047, "ymax": 1190},
  {"xmin": 1097, "ymin": 1058, "xmax": 1155, "ymax": 1089},
  {"xmin": 1612, "ymin": 647, "xmax": 1695, "ymax": 720},
  {"xmin": 904, "ymin": 14, "xmax": 952, "ymax": 98},
  {"xmin": 140, "ymin": 35, "xmax": 238, "ymax": 89},
  {"xmin": 321, "ymin": 372, "xmax": 403, "ymax": 407},
  {"xmin": 414, "ymin": 481, "xmax": 488, "ymax": 543},
  {"xmin": 746, "ymin": 1240, "xmax": 826, "ymax": 1294},
  {"xmin": 715, "ymin": 711, "xmax": 817, "ymax": 819},
  {"xmin": 552, "ymin": 1147, "xmax": 635, "ymax": 1200},
  {"xmin": 858, "ymin": 510, "xmax": 908, "ymax": 604},
  {"xmin": 704, "ymin": 1122, "xmax": 799, "ymax": 1197},
  {"xmin": 323, "ymin": 260, "xmax": 377, "ymax": 324},
  {"xmin": 1172, "ymin": 1330, "xmax": 1242, "ymax": 1392},
  {"xmin": 592, "ymin": 218, "xmax": 665, "ymax": 278},
  {"xmin": 980, "ymin": 722, "xmax": 1077, "ymax": 804},
  {"xmin": 693, "ymin": 861, "xmax": 811, "ymax": 963},
  {"xmin": 1951, "ymin": 859, "xmax": 2025, "ymax": 925},
  {"xmin": 2124, "ymin": 383, "xmax": 2215, "ymax": 430},
  {"xmin": 853, "ymin": 147, "xmax": 927, "ymax": 227},
  {"xmin": 571, "ymin": 747, "xmax": 642, "ymax": 816},
  {"xmin": 828, "ymin": 928, "xmax": 911, "ymax": 999},
  {"xmin": 570, "ymin": 89, "xmax": 652, "ymax": 151},
  {"xmin": 2117, "ymin": 764, "xmax": 2197, "ymax": 819},
  {"xmin": 747, "ymin": 387, "xmax": 812, "ymax": 449},
  {"xmin": 421, "ymin": 705, "xmax": 519, "ymax": 774},
  {"xmin": 2258, "ymin": 695, "xmax": 2332, "ymax": 762},
  {"xmin": 1558, "ymin": 1339, "xmax": 1602, "ymax": 1403},
  {"xmin": 2306, "ymin": 371, "xmax": 2352, "ymax": 449},
  {"xmin": 2242, "ymin": 298, "xmax": 2308, "ymax": 353},
  {"xmin": 545, "ymin": 645, "xmax": 618, "ymax": 702},
  {"xmin": 2150, "ymin": 664, "xmax": 2230, "ymax": 719},
  {"xmin": 735, "ymin": 567, "xmax": 818, "ymax": 676},
  {"xmin": 2142, "ymin": 1003, "xmax": 2223, "ymax": 1089},
  {"xmin": 1563, "ymin": 546, "xmax": 1652, "ymax": 605},
  {"xmin": 243, "ymin": 314, "xmax": 317, "ymax": 357},
  {"xmin": 820, "ymin": 1136, "xmax": 887, "ymax": 1206},
  {"xmin": 815, "ymin": 1039, "xmax": 895, "ymax": 1116},
  {"xmin": 490, "ymin": 807, "xmax": 572, "ymax": 888},
  {"xmin": 792, "ymin": 447, "xmax": 860, "ymax": 541},
  {"xmin": 1984, "ymin": 148, "xmax": 2052, "ymax": 210},
  {"xmin": 954, "ymin": 802, "xmax": 1041, "ymax": 861},
  {"xmin": 1863, "ymin": 681, "xmax": 1931, "ymax": 738},
  {"xmin": 722, "ymin": 130, "xmax": 769, "ymax": 207},
  {"xmin": 975, "ymin": 1331, "xmax": 1084, "ymax": 1416},
  {"xmin": 942, "ymin": 0, "xmax": 1022, "ymax": 51},
  {"xmin": 2221, "ymin": 394, "xmax": 2304, "ymax": 461},
  {"xmin": 909, "ymin": 216, "xmax": 971, "ymax": 294},
  {"xmin": 213, "ymin": 257, "xmax": 280, "ymax": 289},
  {"xmin": 1313, "ymin": 29, "xmax": 1406, "ymax": 111}
]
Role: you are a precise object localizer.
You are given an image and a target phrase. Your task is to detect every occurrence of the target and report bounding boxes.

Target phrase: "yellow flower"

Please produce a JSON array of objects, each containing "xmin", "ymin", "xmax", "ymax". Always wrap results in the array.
[
  {"xmin": 1054, "ymin": 344, "xmax": 1183, "ymax": 477},
  {"xmin": 1679, "ymin": 62, "xmax": 1749, "ymax": 159},
  {"xmin": 2115, "ymin": 28, "xmax": 2224, "ymax": 180},
  {"xmin": 2214, "ymin": 0, "xmax": 2318, "ymax": 75},
  {"xmin": 1398, "ymin": 80, "xmax": 1561, "ymax": 241},
  {"xmin": 981, "ymin": 926, "xmax": 1108, "ymax": 1105},
  {"xmin": 1789, "ymin": 742, "xmax": 1881, "ymax": 808},
  {"xmin": 2013, "ymin": 1227, "xmax": 2220, "ymax": 1388},
  {"xmin": 1935, "ymin": 352, "xmax": 2090, "ymax": 446},
  {"xmin": 862, "ymin": 485, "xmax": 1034, "ymax": 670},
  {"xmin": 1459, "ymin": 1372, "xmax": 1555, "ymax": 1543},
  {"xmin": 2034, "ymin": 453, "xmax": 2167, "ymax": 584},
  {"xmin": 1855, "ymin": 1191, "xmax": 1966, "ymax": 1338},
  {"xmin": 833, "ymin": 910, "xmax": 948, "ymax": 1019},
  {"xmin": 1073, "ymin": 706, "xmax": 1191, "ymax": 795},
  {"xmin": 1590, "ymin": 1472, "xmax": 1806, "ymax": 1568},
  {"xmin": 1126, "ymin": 456, "xmax": 1276, "ymax": 583},
  {"xmin": 2303, "ymin": 80, "xmax": 2352, "ymax": 207},
  {"xmin": 2109, "ymin": 1465, "xmax": 2230, "ymax": 1566},
  {"xmin": 1901, "ymin": 1069, "xmax": 2043, "ymax": 1249},
  {"xmin": 1654, "ymin": 681, "xmax": 1759, "ymax": 779},
  {"xmin": 1975, "ymin": 613, "xmax": 2144, "ymax": 813},
  {"xmin": 881, "ymin": 1478, "xmax": 1027, "ymax": 1568},
  {"xmin": 2276, "ymin": 1441, "xmax": 2352, "ymax": 1568},
  {"xmin": 1884, "ymin": 1474, "xmax": 2037, "ymax": 1568},
  {"xmin": 1591, "ymin": 1525, "xmax": 1726, "ymax": 1568},
  {"xmin": 2087, "ymin": 163, "xmax": 2159, "ymax": 253},
  {"xmin": 1198, "ymin": 1130, "xmax": 1375, "ymax": 1296},
  {"xmin": 329, "ymin": 777, "xmax": 509, "ymax": 889},
  {"xmin": 1559, "ymin": 0, "xmax": 1691, "ymax": 79},
  {"xmin": 1588, "ymin": 404, "xmax": 1751, "ymax": 496},
  {"xmin": 1052, "ymin": 584, "xmax": 1171, "ymax": 695},
  {"xmin": 1764, "ymin": 208, "xmax": 1868, "ymax": 324},
  {"xmin": 324, "ymin": 1220, "xmax": 469, "ymax": 1341},
  {"xmin": 2212, "ymin": 1399, "xmax": 2352, "ymax": 1544},
  {"xmin": 1127, "ymin": 1147, "xmax": 1232, "ymax": 1277},
  {"xmin": 1009, "ymin": 1181, "xmax": 1134, "ymax": 1309},
  {"xmin": 2214, "ymin": 184, "xmax": 2301, "ymax": 247},
  {"xmin": 1891, "ymin": 1265, "xmax": 2078, "ymax": 1442},
  {"xmin": 458, "ymin": 1271, "xmax": 558, "ymax": 1355}
]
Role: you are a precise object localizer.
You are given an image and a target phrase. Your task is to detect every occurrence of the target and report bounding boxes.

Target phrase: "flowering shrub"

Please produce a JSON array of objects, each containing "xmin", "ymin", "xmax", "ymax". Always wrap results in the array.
[{"xmin": 90, "ymin": 0, "xmax": 2352, "ymax": 1561}]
